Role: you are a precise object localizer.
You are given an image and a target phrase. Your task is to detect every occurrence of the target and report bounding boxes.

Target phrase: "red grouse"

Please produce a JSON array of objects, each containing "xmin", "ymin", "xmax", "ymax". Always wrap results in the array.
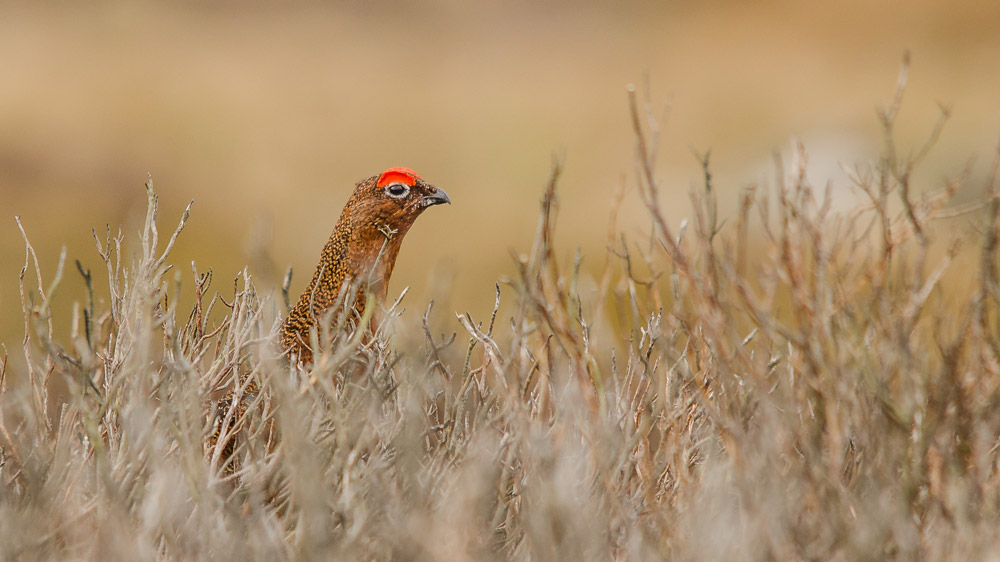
[
  {"xmin": 280, "ymin": 166, "xmax": 450, "ymax": 364},
  {"xmin": 210, "ymin": 167, "xmax": 448, "ymax": 475}
]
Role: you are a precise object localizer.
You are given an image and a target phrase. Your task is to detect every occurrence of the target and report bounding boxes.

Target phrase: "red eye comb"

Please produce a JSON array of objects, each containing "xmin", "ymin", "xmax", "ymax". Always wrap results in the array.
[{"xmin": 377, "ymin": 167, "xmax": 420, "ymax": 188}]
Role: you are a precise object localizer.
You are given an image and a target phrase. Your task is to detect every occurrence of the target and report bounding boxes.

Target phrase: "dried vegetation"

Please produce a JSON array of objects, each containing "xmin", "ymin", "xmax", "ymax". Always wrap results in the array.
[{"xmin": 3, "ymin": 62, "xmax": 1000, "ymax": 560}]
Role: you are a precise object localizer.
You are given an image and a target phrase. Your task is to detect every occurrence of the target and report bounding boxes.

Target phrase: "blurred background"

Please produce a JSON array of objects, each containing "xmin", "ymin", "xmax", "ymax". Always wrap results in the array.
[{"xmin": 1, "ymin": 0, "xmax": 999, "ymax": 348}]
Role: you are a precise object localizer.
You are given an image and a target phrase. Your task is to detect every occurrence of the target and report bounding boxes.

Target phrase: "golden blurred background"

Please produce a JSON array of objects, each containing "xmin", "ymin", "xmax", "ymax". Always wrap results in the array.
[{"xmin": 2, "ymin": 0, "xmax": 999, "ymax": 348}]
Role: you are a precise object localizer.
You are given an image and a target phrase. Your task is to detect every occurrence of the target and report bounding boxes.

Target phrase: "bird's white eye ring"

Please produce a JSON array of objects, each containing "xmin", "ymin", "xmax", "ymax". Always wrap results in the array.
[{"xmin": 385, "ymin": 182, "xmax": 410, "ymax": 198}]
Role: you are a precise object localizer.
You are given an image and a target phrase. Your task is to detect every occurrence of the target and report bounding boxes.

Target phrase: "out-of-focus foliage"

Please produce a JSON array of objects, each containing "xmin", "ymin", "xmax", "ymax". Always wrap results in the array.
[{"xmin": 3, "ymin": 62, "xmax": 1000, "ymax": 559}]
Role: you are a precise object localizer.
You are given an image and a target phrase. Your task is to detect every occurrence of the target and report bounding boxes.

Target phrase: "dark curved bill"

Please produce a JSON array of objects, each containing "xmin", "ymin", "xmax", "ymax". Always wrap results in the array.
[{"xmin": 420, "ymin": 187, "xmax": 451, "ymax": 207}]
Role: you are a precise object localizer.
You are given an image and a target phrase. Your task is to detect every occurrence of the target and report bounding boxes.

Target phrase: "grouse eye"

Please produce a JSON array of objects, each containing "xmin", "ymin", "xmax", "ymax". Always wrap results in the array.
[{"xmin": 385, "ymin": 182, "xmax": 410, "ymax": 199}]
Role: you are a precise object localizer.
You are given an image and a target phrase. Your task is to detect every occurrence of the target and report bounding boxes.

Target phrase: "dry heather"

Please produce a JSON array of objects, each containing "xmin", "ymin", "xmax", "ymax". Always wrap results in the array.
[{"xmin": 3, "ymin": 67, "xmax": 1000, "ymax": 561}]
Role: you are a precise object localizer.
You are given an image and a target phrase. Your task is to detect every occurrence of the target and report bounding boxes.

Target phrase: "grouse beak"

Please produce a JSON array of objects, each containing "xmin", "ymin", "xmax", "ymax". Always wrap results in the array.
[{"xmin": 420, "ymin": 187, "xmax": 451, "ymax": 208}]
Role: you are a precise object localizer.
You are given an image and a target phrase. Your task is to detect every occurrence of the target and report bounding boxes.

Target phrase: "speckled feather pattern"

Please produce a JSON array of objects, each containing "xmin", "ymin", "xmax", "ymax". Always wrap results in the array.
[
  {"xmin": 280, "ymin": 172, "xmax": 446, "ymax": 364},
  {"xmin": 210, "ymin": 169, "xmax": 448, "ymax": 475}
]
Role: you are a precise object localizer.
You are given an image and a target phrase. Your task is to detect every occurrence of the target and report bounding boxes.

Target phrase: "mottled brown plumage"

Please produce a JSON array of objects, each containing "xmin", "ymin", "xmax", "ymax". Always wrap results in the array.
[
  {"xmin": 209, "ymin": 167, "xmax": 448, "ymax": 476},
  {"xmin": 280, "ymin": 167, "xmax": 450, "ymax": 364}
]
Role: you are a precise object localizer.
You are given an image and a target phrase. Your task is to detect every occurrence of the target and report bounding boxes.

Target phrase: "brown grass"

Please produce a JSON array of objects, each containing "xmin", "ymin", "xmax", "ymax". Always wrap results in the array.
[{"xmin": 2, "ymin": 57, "xmax": 1000, "ymax": 560}]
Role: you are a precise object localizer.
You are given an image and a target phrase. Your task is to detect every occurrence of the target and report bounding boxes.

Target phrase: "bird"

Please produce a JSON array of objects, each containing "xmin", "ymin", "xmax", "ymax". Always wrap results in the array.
[
  {"xmin": 280, "ymin": 166, "xmax": 450, "ymax": 364},
  {"xmin": 209, "ymin": 167, "xmax": 449, "ymax": 476}
]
